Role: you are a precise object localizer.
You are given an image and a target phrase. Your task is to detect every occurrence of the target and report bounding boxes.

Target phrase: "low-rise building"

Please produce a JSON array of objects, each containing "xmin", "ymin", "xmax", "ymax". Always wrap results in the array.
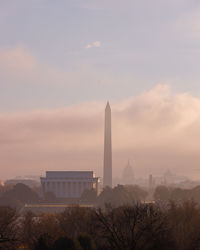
[{"xmin": 40, "ymin": 171, "xmax": 100, "ymax": 199}]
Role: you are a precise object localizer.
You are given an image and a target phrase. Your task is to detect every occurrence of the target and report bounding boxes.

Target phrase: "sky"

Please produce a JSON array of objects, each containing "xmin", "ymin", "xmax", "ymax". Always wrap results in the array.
[{"xmin": 1, "ymin": 0, "xmax": 200, "ymax": 180}]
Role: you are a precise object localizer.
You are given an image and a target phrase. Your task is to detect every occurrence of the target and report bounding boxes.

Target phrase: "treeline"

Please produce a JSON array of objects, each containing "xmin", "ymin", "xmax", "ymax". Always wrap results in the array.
[
  {"xmin": 3, "ymin": 183, "xmax": 200, "ymax": 209},
  {"xmin": 82, "ymin": 184, "xmax": 200, "ymax": 206},
  {"xmin": 81, "ymin": 185, "xmax": 148, "ymax": 206},
  {"xmin": 0, "ymin": 183, "xmax": 148, "ymax": 208},
  {"xmin": 0, "ymin": 183, "xmax": 39, "ymax": 208},
  {"xmin": 154, "ymin": 185, "xmax": 200, "ymax": 203},
  {"xmin": 2, "ymin": 201, "xmax": 200, "ymax": 249}
]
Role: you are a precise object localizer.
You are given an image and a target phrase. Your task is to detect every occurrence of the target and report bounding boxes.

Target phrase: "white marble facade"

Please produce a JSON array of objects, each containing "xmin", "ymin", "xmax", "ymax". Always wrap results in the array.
[{"xmin": 40, "ymin": 171, "xmax": 100, "ymax": 198}]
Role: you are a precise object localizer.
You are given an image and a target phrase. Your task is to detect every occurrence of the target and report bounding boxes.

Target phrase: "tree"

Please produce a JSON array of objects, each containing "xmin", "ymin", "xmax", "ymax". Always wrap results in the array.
[
  {"xmin": 189, "ymin": 186, "xmax": 200, "ymax": 203},
  {"xmin": 0, "ymin": 196, "xmax": 22, "ymax": 209},
  {"xmin": 124, "ymin": 185, "xmax": 148, "ymax": 202},
  {"xmin": 38, "ymin": 214, "xmax": 61, "ymax": 241},
  {"xmin": 154, "ymin": 186, "xmax": 170, "ymax": 202},
  {"xmin": 34, "ymin": 233, "xmax": 53, "ymax": 250},
  {"xmin": 0, "ymin": 184, "xmax": 13, "ymax": 197},
  {"xmin": 80, "ymin": 189, "xmax": 97, "ymax": 203},
  {"xmin": 97, "ymin": 185, "xmax": 147, "ymax": 207},
  {"xmin": 95, "ymin": 204, "xmax": 173, "ymax": 250},
  {"xmin": 78, "ymin": 233, "xmax": 97, "ymax": 250},
  {"xmin": 2, "ymin": 183, "xmax": 39, "ymax": 204},
  {"xmin": 53, "ymin": 236, "xmax": 81, "ymax": 250},
  {"xmin": 58, "ymin": 207, "xmax": 96, "ymax": 238},
  {"xmin": 167, "ymin": 200, "xmax": 200, "ymax": 250},
  {"xmin": 96, "ymin": 186, "xmax": 113, "ymax": 207},
  {"xmin": 0, "ymin": 206, "xmax": 20, "ymax": 249},
  {"xmin": 20, "ymin": 212, "xmax": 61, "ymax": 249},
  {"xmin": 20, "ymin": 210, "xmax": 40, "ymax": 249},
  {"xmin": 170, "ymin": 188, "xmax": 189, "ymax": 202}
]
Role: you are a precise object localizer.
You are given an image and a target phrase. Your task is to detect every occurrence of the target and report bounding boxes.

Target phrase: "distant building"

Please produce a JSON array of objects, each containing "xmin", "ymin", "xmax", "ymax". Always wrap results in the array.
[
  {"xmin": 40, "ymin": 171, "xmax": 100, "ymax": 199},
  {"xmin": 163, "ymin": 169, "xmax": 188, "ymax": 185},
  {"xmin": 122, "ymin": 161, "xmax": 134, "ymax": 185}
]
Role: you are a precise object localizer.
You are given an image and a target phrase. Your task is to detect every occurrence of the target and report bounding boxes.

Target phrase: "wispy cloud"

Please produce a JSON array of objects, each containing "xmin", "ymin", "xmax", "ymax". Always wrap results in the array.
[
  {"xmin": 0, "ymin": 46, "xmax": 69, "ymax": 85},
  {"xmin": 85, "ymin": 41, "xmax": 101, "ymax": 49},
  {"xmin": 0, "ymin": 46, "xmax": 108, "ymax": 86}
]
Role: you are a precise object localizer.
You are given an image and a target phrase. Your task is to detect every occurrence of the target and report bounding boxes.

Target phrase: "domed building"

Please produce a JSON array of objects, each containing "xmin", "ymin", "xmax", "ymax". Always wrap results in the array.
[{"xmin": 122, "ymin": 160, "xmax": 134, "ymax": 185}]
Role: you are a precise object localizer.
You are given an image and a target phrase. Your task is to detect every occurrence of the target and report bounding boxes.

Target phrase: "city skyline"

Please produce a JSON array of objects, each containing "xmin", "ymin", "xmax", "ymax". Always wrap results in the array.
[{"xmin": 1, "ymin": 2, "xmax": 200, "ymax": 249}]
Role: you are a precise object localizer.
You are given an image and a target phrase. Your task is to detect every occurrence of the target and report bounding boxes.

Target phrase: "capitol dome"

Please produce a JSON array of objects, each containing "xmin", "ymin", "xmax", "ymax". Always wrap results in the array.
[{"xmin": 122, "ymin": 160, "xmax": 134, "ymax": 185}]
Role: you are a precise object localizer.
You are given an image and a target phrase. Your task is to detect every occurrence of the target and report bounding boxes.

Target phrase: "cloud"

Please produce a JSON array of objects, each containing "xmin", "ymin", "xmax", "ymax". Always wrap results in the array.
[
  {"xmin": 0, "ymin": 46, "xmax": 73, "ymax": 85},
  {"xmin": 1, "ymin": 85, "xmax": 200, "ymax": 179},
  {"xmin": 0, "ymin": 46, "xmax": 107, "ymax": 86},
  {"xmin": 85, "ymin": 41, "xmax": 101, "ymax": 49}
]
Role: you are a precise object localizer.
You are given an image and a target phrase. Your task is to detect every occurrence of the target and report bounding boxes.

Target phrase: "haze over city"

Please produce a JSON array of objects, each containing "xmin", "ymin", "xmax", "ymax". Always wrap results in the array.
[
  {"xmin": 1, "ymin": 0, "xmax": 200, "ymax": 180},
  {"xmin": 3, "ymin": 1, "xmax": 200, "ymax": 250}
]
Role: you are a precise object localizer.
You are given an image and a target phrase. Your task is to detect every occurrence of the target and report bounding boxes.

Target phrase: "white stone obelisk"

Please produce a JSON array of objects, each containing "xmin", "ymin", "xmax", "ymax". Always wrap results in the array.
[{"xmin": 103, "ymin": 102, "xmax": 112, "ymax": 187}]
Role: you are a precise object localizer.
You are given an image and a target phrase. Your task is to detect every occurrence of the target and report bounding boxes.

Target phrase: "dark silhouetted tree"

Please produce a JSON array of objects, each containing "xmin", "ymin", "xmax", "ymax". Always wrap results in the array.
[
  {"xmin": 95, "ymin": 203, "xmax": 173, "ymax": 250},
  {"xmin": 34, "ymin": 233, "xmax": 53, "ymax": 250},
  {"xmin": 2, "ymin": 183, "xmax": 38, "ymax": 204},
  {"xmin": 80, "ymin": 189, "xmax": 97, "ymax": 203},
  {"xmin": 168, "ymin": 200, "xmax": 200, "ymax": 250},
  {"xmin": 53, "ymin": 236, "xmax": 81, "ymax": 250},
  {"xmin": 0, "ymin": 206, "xmax": 20, "ymax": 249},
  {"xmin": 154, "ymin": 185, "xmax": 170, "ymax": 202},
  {"xmin": 78, "ymin": 233, "xmax": 97, "ymax": 250},
  {"xmin": 97, "ymin": 185, "xmax": 147, "ymax": 207},
  {"xmin": 58, "ymin": 207, "xmax": 96, "ymax": 238}
]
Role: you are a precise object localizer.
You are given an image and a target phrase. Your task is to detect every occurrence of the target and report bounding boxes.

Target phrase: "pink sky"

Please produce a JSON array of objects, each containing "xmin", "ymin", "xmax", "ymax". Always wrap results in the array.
[{"xmin": 1, "ymin": 85, "xmax": 200, "ymax": 180}]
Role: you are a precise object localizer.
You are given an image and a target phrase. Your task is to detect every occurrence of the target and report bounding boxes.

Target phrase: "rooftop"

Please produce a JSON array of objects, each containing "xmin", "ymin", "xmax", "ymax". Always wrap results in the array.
[{"xmin": 45, "ymin": 171, "xmax": 95, "ymax": 179}]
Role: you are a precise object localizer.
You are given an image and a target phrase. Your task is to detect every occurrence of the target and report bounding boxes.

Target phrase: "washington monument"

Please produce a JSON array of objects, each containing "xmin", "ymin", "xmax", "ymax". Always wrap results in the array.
[{"xmin": 103, "ymin": 102, "xmax": 112, "ymax": 187}]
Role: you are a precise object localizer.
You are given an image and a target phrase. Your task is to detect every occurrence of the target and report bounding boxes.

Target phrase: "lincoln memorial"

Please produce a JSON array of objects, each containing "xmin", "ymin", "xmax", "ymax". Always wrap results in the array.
[{"xmin": 40, "ymin": 171, "xmax": 100, "ymax": 199}]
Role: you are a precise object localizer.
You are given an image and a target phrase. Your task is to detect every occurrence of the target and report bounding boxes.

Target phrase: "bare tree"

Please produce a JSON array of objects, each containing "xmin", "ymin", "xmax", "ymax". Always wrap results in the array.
[
  {"xmin": 95, "ymin": 203, "xmax": 173, "ymax": 250},
  {"xmin": 0, "ymin": 206, "xmax": 20, "ymax": 249}
]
